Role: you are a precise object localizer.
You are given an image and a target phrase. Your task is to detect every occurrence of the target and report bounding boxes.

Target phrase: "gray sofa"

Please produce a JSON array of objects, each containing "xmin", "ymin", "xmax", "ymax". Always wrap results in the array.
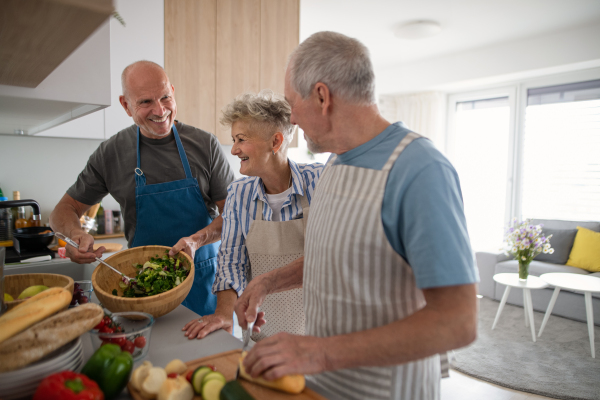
[{"xmin": 476, "ymin": 219, "xmax": 600, "ymax": 326}]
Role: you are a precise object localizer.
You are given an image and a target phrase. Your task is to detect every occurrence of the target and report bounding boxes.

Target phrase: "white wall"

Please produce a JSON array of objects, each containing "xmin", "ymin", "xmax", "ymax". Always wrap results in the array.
[
  {"xmin": 0, "ymin": 135, "xmax": 110, "ymax": 222},
  {"xmin": 377, "ymin": 20, "xmax": 600, "ymax": 95}
]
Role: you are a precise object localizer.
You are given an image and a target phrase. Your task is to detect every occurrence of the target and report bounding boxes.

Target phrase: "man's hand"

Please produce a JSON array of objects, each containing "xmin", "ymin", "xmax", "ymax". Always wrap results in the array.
[
  {"xmin": 243, "ymin": 333, "xmax": 328, "ymax": 380},
  {"xmin": 65, "ymin": 232, "xmax": 105, "ymax": 263},
  {"xmin": 183, "ymin": 312, "xmax": 233, "ymax": 339},
  {"xmin": 234, "ymin": 274, "xmax": 271, "ymax": 330}
]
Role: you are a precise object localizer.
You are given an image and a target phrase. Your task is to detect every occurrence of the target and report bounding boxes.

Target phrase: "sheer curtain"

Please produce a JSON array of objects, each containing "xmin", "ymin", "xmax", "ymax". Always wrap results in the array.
[{"xmin": 379, "ymin": 92, "xmax": 447, "ymax": 150}]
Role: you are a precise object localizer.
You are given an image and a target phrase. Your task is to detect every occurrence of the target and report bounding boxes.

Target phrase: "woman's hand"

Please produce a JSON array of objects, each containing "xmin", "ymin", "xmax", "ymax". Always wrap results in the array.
[{"xmin": 183, "ymin": 312, "xmax": 233, "ymax": 339}]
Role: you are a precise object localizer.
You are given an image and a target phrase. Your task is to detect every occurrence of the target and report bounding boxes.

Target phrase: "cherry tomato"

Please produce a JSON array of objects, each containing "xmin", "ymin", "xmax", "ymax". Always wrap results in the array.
[
  {"xmin": 122, "ymin": 340, "xmax": 135, "ymax": 354},
  {"xmin": 207, "ymin": 364, "xmax": 217, "ymax": 372},
  {"xmin": 114, "ymin": 326, "xmax": 124, "ymax": 333},
  {"xmin": 185, "ymin": 369, "xmax": 194, "ymax": 383},
  {"xmin": 103, "ymin": 316, "xmax": 112, "ymax": 327},
  {"xmin": 99, "ymin": 326, "xmax": 114, "ymax": 334},
  {"xmin": 93, "ymin": 319, "xmax": 105, "ymax": 330},
  {"xmin": 134, "ymin": 336, "xmax": 146, "ymax": 348},
  {"xmin": 167, "ymin": 373, "xmax": 178, "ymax": 379},
  {"xmin": 112, "ymin": 337, "xmax": 126, "ymax": 347}
]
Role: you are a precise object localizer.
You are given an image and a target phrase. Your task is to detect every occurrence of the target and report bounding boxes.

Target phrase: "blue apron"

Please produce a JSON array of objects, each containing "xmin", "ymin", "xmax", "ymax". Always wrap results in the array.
[{"xmin": 131, "ymin": 125, "xmax": 219, "ymax": 316}]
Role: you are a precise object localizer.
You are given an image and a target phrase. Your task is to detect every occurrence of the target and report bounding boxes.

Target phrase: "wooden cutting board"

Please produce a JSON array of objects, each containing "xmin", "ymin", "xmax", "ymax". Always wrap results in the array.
[
  {"xmin": 50, "ymin": 242, "xmax": 123, "ymax": 253},
  {"xmin": 127, "ymin": 349, "xmax": 326, "ymax": 400}
]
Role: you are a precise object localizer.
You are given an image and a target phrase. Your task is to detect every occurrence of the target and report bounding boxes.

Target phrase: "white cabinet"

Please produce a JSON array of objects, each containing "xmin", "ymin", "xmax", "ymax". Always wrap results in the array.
[{"xmin": 37, "ymin": 0, "xmax": 164, "ymax": 140}]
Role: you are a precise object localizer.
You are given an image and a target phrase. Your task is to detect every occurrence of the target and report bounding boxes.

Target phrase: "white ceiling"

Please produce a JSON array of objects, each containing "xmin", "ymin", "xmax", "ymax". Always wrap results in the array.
[{"xmin": 300, "ymin": 0, "xmax": 600, "ymax": 69}]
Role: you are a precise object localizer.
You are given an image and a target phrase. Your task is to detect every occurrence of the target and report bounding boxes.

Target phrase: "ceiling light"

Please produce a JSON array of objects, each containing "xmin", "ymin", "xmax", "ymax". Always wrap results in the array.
[{"xmin": 394, "ymin": 20, "xmax": 442, "ymax": 40}]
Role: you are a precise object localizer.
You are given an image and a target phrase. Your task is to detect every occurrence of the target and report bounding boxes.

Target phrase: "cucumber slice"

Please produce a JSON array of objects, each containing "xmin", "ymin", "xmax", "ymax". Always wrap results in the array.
[
  {"xmin": 220, "ymin": 380, "xmax": 255, "ymax": 400},
  {"xmin": 202, "ymin": 379, "xmax": 226, "ymax": 400},
  {"xmin": 191, "ymin": 366, "xmax": 213, "ymax": 395},
  {"xmin": 202, "ymin": 371, "xmax": 226, "ymax": 388}
]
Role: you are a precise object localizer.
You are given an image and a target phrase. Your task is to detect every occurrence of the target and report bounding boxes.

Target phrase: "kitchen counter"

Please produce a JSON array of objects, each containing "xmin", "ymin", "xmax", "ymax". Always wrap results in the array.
[
  {"xmin": 4, "ymin": 237, "xmax": 333, "ymax": 399},
  {"xmin": 81, "ymin": 304, "xmax": 244, "ymax": 399}
]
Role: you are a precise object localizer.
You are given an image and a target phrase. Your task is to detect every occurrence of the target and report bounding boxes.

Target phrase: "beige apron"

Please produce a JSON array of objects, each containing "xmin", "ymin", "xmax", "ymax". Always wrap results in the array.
[
  {"xmin": 304, "ymin": 132, "xmax": 443, "ymax": 400},
  {"xmin": 245, "ymin": 192, "xmax": 309, "ymax": 341}
]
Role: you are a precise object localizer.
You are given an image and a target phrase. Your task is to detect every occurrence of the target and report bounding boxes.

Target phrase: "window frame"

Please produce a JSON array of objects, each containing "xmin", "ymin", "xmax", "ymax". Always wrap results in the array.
[{"xmin": 446, "ymin": 67, "xmax": 600, "ymax": 229}]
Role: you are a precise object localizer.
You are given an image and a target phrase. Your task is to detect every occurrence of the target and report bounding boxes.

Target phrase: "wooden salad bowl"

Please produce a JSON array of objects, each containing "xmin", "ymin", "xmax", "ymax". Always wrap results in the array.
[
  {"xmin": 4, "ymin": 273, "xmax": 74, "ymax": 311},
  {"xmin": 92, "ymin": 245, "xmax": 195, "ymax": 318}
]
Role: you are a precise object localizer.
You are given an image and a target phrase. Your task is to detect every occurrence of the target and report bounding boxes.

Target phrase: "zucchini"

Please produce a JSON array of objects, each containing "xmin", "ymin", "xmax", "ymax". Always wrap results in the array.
[
  {"xmin": 220, "ymin": 380, "xmax": 255, "ymax": 400},
  {"xmin": 202, "ymin": 371, "xmax": 226, "ymax": 388},
  {"xmin": 191, "ymin": 366, "xmax": 212, "ymax": 395},
  {"xmin": 202, "ymin": 379, "xmax": 226, "ymax": 400}
]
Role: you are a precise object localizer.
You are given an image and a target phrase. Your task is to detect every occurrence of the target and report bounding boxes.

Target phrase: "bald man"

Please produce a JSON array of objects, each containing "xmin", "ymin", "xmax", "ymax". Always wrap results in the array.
[{"xmin": 50, "ymin": 60, "xmax": 235, "ymax": 316}]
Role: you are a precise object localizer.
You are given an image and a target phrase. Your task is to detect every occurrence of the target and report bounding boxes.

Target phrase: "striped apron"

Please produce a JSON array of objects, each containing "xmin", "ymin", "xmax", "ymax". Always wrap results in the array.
[
  {"xmin": 246, "ymin": 193, "xmax": 309, "ymax": 341},
  {"xmin": 304, "ymin": 132, "xmax": 442, "ymax": 400}
]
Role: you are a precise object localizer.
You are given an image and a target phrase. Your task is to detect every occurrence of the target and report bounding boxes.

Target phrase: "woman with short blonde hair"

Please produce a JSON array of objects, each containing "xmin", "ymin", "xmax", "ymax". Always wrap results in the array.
[{"xmin": 182, "ymin": 90, "xmax": 324, "ymax": 341}]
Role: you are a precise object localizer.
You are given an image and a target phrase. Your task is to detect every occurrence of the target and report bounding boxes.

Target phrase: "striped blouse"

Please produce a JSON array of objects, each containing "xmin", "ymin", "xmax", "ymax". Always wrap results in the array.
[{"xmin": 212, "ymin": 159, "xmax": 324, "ymax": 294}]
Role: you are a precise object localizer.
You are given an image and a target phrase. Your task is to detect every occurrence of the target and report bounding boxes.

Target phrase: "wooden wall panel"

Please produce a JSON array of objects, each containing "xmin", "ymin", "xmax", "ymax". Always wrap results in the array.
[
  {"xmin": 260, "ymin": 0, "xmax": 300, "ymax": 147},
  {"xmin": 215, "ymin": 0, "xmax": 261, "ymax": 143},
  {"xmin": 165, "ymin": 0, "xmax": 216, "ymax": 135}
]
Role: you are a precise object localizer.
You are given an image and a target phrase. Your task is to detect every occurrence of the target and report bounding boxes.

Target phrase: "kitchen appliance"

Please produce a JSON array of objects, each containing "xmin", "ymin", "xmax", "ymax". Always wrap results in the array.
[{"xmin": 0, "ymin": 199, "xmax": 55, "ymax": 263}]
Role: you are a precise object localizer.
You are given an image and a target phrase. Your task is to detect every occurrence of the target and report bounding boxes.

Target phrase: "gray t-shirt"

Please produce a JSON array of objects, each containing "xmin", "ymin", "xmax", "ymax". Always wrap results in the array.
[{"xmin": 67, "ymin": 121, "xmax": 235, "ymax": 247}]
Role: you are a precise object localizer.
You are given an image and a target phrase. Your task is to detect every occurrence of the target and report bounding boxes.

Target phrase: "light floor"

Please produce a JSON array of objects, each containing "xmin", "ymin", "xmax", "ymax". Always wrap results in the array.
[{"xmin": 441, "ymin": 370, "xmax": 554, "ymax": 400}]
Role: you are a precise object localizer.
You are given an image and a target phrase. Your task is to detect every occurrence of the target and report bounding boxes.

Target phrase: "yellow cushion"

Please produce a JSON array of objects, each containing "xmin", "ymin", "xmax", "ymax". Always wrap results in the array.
[{"xmin": 566, "ymin": 226, "xmax": 600, "ymax": 272}]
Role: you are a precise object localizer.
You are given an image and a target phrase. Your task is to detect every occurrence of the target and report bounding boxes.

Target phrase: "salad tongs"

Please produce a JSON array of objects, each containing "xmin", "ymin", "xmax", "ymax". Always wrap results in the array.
[{"xmin": 55, "ymin": 232, "xmax": 136, "ymax": 284}]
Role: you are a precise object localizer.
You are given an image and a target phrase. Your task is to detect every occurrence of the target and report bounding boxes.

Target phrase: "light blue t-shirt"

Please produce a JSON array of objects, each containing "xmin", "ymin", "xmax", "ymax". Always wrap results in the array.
[{"xmin": 331, "ymin": 122, "xmax": 479, "ymax": 289}]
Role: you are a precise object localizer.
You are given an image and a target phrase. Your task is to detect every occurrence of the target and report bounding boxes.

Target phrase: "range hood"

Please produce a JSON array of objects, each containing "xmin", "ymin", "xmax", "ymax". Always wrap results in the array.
[{"xmin": 0, "ymin": 0, "xmax": 113, "ymax": 136}]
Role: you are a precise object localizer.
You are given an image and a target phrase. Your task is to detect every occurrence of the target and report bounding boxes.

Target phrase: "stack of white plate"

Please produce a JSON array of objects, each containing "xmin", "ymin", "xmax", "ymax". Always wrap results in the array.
[{"xmin": 0, "ymin": 338, "xmax": 84, "ymax": 400}]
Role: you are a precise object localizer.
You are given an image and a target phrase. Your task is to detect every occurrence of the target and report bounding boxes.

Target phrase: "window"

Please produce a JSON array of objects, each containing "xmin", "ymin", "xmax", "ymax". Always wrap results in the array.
[
  {"xmin": 448, "ymin": 94, "xmax": 513, "ymax": 252},
  {"xmin": 521, "ymin": 80, "xmax": 600, "ymax": 221},
  {"xmin": 447, "ymin": 70, "xmax": 600, "ymax": 252}
]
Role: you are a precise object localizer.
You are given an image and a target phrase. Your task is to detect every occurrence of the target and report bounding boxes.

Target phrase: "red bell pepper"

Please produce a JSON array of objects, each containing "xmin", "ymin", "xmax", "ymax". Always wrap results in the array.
[{"xmin": 33, "ymin": 370, "xmax": 104, "ymax": 400}]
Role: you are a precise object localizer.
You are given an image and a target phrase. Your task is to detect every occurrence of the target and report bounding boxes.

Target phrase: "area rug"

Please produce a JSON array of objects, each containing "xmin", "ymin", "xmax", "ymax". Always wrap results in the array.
[{"xmin": 451, "ymin": 297, "xmax": 600, "ymax": 400}]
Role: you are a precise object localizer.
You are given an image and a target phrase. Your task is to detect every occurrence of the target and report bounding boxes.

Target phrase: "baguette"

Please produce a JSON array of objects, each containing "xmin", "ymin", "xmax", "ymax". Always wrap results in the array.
[
  {"xmin": 0, "ymin": 287, "xmax": 72, "ymax": 344},
  {"xmin": 239, "ymin": 351, "xmax": 305, "ymax": 394},
  {"xmin": 0, "ymin": 303, "xmax": 103, "ymax": 372}
]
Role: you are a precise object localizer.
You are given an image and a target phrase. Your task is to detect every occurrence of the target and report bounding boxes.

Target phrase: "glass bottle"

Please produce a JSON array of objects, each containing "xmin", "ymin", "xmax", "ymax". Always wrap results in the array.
[
  {"xmin": 12, "ymin": 191, "xmax": 29, "ymax": 230},
  {"xmin": 27, "ymin": 207, "xmax": 41, "ymax": 227},
  {"xmin": 96, "ymin": 203, "xmax": 105, "ymax": 235},
  {"xmin": 15, "ymin": 207, "xmax": 28, "ymax": 229}
]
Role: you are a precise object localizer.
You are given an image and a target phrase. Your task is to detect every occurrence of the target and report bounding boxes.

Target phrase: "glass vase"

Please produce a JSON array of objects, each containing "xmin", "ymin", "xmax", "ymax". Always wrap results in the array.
[{"xmin": 518, "ymin": 259, "xmax": 531, "ymax": 281}]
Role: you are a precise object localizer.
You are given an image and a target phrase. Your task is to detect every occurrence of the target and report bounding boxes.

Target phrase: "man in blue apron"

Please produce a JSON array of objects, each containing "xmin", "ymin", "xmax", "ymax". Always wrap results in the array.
[{"xmin": 50, "ymin": 61, "xmax": 235, "ymax": 316}]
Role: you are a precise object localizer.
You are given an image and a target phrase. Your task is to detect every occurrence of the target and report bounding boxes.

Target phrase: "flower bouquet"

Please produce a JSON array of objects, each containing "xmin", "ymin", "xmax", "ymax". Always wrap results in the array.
[{"xmin": 502, "ymin": 218, "xmax": 554, "ymax": 280}]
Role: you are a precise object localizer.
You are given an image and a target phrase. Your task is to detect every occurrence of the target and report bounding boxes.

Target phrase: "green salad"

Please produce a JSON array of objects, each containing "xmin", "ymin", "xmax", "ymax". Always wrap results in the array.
[{"xmin": 112, "ymin": 251, "xmax": 190, "ymax": 298}]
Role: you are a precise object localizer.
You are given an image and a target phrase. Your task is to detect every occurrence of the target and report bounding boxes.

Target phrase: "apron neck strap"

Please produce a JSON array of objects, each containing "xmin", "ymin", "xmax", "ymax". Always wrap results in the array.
[
  {"xmin": 135, "ymin": 124, "xmax": 193, "ymax": 187},
  {"xmin": 382, "ymin": 131, "xmax": 422, "ymax": 172},
  {"xmin": 256, "ymin": 199, "xmax": 264, "ymax": 221}
]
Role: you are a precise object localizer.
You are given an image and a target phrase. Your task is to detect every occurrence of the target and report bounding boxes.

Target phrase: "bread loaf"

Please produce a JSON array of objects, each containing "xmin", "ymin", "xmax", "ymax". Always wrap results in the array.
[
  {"xmin": 239, "ymin": 351, "xmax": 305, "ymax": 394},
  {"xmin": 0, "ymin": 287, "xmax": 72, "ymax": 344},
  {"xmin": 0, "ymin": 303, "xmax": 103, "ymax": 372}
]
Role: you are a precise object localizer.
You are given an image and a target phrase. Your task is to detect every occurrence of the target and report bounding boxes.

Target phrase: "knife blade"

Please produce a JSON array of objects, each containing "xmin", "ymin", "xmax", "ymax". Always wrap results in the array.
[{"xmin": 236, "ymin": 308, "xmax": 259, "ymax": 380}]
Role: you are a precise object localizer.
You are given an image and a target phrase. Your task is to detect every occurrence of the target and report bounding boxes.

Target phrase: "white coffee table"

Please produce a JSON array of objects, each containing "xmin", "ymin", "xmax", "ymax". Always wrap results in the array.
[
  {"xmin": 492, "ymin": 273, "xmax": 549, "ymax": 342},
  {"xmin": 538, "ymin": 273, "xmax": 600, "ymax": 358}
]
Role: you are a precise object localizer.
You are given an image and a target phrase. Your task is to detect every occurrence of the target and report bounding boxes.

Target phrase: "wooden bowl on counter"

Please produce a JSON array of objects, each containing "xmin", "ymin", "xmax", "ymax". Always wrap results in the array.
[
  {"xmin": 92, "ymin": 246, "xmax": 195, "ymax": 318},
  {"xmin": 4, "ymin": 273, "xmax": 74, "ymax": 311}
]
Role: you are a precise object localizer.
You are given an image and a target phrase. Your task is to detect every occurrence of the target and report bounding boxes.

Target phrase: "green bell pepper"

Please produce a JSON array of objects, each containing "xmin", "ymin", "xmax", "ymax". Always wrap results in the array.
[{"xmin": 81, "ymin": 343, "xmax": 133, "ymax": 400}]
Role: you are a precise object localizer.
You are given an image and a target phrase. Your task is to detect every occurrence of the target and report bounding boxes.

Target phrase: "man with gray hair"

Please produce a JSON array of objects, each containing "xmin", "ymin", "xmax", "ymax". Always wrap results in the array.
[
  {"xmin": 236, "ymin": 32, "xmax": 478, "ymax": 399},
  {"xmin": 50, "ymin": 60, "xmax": 235, "ymax": 316}
]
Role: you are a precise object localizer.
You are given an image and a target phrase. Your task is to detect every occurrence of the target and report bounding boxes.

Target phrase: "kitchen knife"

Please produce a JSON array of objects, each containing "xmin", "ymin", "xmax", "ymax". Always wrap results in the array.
[{"xmin": 235, "ymin": 308, "xmax": 259, "ymax": 380}]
